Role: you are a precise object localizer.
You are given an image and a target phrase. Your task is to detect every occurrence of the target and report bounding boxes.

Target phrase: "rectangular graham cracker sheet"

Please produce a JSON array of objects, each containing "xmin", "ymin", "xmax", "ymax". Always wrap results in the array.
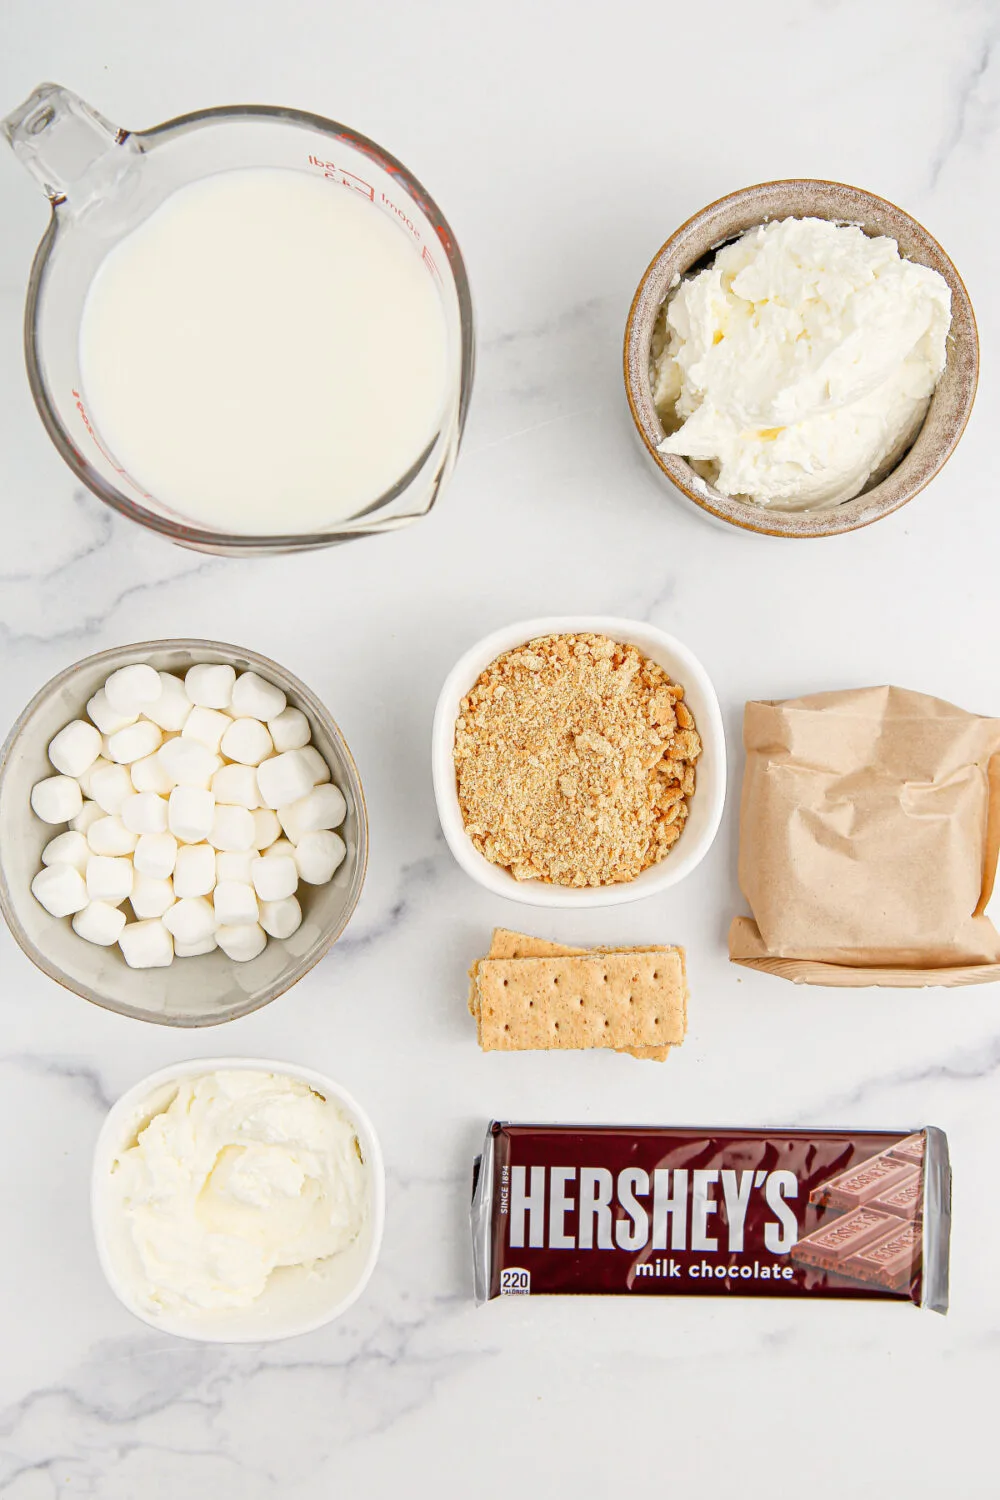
[
  {"xmin": 469, "ymin": 929, "xmax": 682, "ymax": 1060},
  {"xmin": 476, "ymin": 950, "xmax": 687, "ymax": 1053}
]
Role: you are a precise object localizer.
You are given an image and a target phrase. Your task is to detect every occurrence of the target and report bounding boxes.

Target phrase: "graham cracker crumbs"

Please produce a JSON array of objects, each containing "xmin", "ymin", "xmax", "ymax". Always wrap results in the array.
[{"xmin": 453, "ymin": 633, "xmax": 701, "ymax": 886}]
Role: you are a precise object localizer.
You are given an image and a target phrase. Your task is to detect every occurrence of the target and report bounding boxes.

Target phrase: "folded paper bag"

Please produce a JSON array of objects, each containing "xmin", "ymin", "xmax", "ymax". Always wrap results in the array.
[{"xmin": 729, "ymin": 685, "xmax": 1000, "ymax": 986}]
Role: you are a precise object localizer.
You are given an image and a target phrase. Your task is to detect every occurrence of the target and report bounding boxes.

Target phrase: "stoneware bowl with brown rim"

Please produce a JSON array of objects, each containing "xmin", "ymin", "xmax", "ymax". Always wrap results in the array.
[{"xmin": 623, "ymin": 179, "xmax": 978, "ymax": 539}]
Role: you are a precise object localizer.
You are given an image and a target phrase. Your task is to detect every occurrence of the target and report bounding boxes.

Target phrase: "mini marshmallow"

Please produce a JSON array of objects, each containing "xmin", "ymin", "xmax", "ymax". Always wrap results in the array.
[
  {"xmin": 168, "ymin": 786, "xmax": 215, "ymax": 844},
  {"xmin": 183, "ymin": 705, "xmax": 232, "ymax": 753},
  {"xmin": 87, "ymin": 815, "xmax": 137, "ymax": 857},
  {"xmin": 221, "ymin": 717, "xmax": 273, "ymax": 767},
  {"xmin": 118, "ymin": 919, "xmax": 173, "ymax": 969},
  {"xmin": 106, "ymin": 720, "xmax": 162, "ymax": 765},
  {"xmin": 86, "ymin": 854, "xmax": 133, "ymax": 905},
  {"xmin": 267, "ymin": 706, "xmax": 310, "ymax": 753},
  {"xmin": 31, "ymin": 775, "xmax": 83, "ymax": 824},
  {"xmin": 185, "ymin": 662, "xmax": 236, "ymax": 710},
  {"xmin": 211, "ymin": 763, "xmax": 261, "ymax": 809},
  {"xmin": 121, "ymin": 791, "xmax": 168, "ymax": 836},
  {"xmin": 232, "ymin": 671, "xmax": 286, "ymax": 722},
  {"xmin": 72, "ymin": 901, "xmax": 126, "ymax": 946},
  {"xmin": 70, "ymin": 800, "xmax": 104, "ymax": 835},
  {"xmin": 163, "ymin": 896, "xmax": 215, "ymax": 944},
  {"xmin": 265, "ymin": 838, "xmax": 297, "ymax": 860},
  {"xmin": 278, "ymin": 784, "xmax": 347, "ymax": 844},
  {"xmin": 216, "ymin": 922, "xmax": 267, "ymax": 962},
  {"xmin": 175, "ymin": 934, "xmax": 218, "ymax": 958},
  {"xmin": 48, "ymin": 719, "xmax": 102, "ymax": 778},
  {"xmin": 104, "ymin": 663, "xmax": 162, "ymax": 715},
  {"xmin": 210, "ymin": 804, "xmax": 256, "ymax": 852},
  {"xmin": 157, "ymin": 738, "xmax": 221, "ymax": 789},
  {"xmin": 130, "ymin": 751, "xmax": 174, "ymax": 795},
  {"xmin": 298, "ymin": 745, "xmax": 332, "ymax": 785},
  {"xmin": 173, "ymin": 842, "xmax": 216, "ymax": 897},
  {"xmin": 42, "ymin": 829, "xmax": 91, "ymax": 874},
  {"xmin": 250, "ymin": 853, "xmax": 298, "ymax": 901},
  {"xmin": 251, "ymin": 808, "xmax": 281, "ymax": 850},
  {"xmin": 213, "ymin": 879, "xmax": 258, "ymax": 926},
  {"xmin": 295, "ymin": 829, "xmax": 347, "ymax": 885},
  {"xmin": 216, "ymin": 850, "xmax": 254, "ymax": 883},
  {"xmin": 89, "ymin": 763, "xmax": 134, "ymax": 816},
  {"xmin": 32, "ymin": 864, "xmax": 88, "ymax": 917},
  {"xmin": 79, "ymin": 756, "xmax": 112, "ymax": 798},
  {"xmin": 129, "ymin": 873, "xmax": 175, "ymax": 920},
  {"xmin": 142, "ymin": 672, "xmax": 193, "ymax": 732},
  {"xmin": 259, "ymin": 895, "xmax": 302, "ymax": 940},
  {"xmin": 256, "ymin": 750, "xmax": 315, "ymax": 810},
  {"xmin": 86, "ymin": 689, "xmax": 137, "ymax": 737},
  {"xmin": 134, "ymin": 831, "xmax": 178, "ymax": 880}
]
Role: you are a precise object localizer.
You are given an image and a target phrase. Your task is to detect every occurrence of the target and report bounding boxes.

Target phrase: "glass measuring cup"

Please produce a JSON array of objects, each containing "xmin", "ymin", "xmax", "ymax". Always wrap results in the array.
[{"xmin": 2, "ymin": 84, "xmax": 475, "ymax": 556}]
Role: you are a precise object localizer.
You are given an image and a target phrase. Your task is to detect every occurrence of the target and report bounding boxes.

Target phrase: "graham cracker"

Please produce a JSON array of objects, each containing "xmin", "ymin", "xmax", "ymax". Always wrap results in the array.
[
  {"xmin": 477, "ymin": 951, "xmax": 686, "ymax": 1052},
  {"xmin": 470, "ymin": 929, "xmax": 679, "ymax": 1060}
]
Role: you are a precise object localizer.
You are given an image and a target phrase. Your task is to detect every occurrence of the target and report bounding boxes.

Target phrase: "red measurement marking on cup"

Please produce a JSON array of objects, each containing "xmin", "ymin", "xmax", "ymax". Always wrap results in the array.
[
  {"xmin": 306, "ymin": 154, "xmax": 374, "ymax": 201},
  {"xmin": 379, "ymin": 193, "xmax": 420, "ymax": 239},
  {"xmin": 70, "ymin": 390, "xmax": 153, "ymax": 500},
  {"xmin": 421, "ymin": 244, "xmax": 442, "ymax": 282},
  {"xmin": 306, "ymin": 154, "xmax": 442, "ymax": 278}
]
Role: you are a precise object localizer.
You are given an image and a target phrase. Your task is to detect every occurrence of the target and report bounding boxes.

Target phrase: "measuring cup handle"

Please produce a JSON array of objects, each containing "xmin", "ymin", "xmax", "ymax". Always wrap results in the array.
[{"xmin": 2, "ymin": 83, "xmax": 133, "ymax": 206}]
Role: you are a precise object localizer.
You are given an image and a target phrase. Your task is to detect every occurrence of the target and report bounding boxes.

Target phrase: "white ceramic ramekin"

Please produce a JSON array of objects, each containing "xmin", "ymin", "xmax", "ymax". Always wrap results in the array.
[
  {"xmin": 91, "ymin": 1057, "xmax": 386, "ymax": 1342},
  {"xmin": 432, "ymin": 616, "xmax": 726, "ymax": 908}
]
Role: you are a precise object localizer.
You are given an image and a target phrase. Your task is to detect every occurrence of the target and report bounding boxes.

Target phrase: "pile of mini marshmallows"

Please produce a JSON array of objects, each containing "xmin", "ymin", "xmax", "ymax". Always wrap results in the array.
[{"xmin": 29, "ymin": 662, "xmax": 347, "ymax": 967}]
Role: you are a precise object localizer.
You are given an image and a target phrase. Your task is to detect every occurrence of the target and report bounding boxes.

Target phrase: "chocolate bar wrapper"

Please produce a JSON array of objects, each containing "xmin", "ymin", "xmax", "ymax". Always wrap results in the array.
[{"xmin": 471, "ymin": 1123, "xmax": 950, "ymax": 1312}]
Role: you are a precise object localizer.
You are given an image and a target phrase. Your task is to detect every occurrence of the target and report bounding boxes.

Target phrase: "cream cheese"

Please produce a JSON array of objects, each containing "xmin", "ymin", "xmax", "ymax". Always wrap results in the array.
[
  {"xmin": 107, "ymin": 1070, "xmax": 367, "ymax": 1313},
  {"xmin": 652, "ymin": 216, "xmax": 952, "ymax": 510}
]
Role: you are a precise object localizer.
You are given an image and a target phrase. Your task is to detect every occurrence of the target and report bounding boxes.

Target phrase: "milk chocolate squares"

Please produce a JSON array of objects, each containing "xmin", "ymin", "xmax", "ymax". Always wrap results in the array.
[
  {"xmin": 791, "ymin": 1133, "xmax": 931, "ymax": 1291},
  {"xmin": 471, "ymin": 1124, "xmax": 950, "ymax": 1311}
]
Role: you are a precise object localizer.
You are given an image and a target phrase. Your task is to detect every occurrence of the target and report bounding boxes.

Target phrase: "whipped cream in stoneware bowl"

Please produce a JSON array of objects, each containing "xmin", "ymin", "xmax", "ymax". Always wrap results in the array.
[{"xmin": 624, "ymin": 179, "xmax": 978, "ymax": 538}]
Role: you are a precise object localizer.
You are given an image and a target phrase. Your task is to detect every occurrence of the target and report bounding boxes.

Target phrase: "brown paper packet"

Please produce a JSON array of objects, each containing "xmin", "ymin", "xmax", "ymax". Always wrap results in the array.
[{"xmin": 730, "ymin": 686, "xmax": 1000, "ymax": 987}]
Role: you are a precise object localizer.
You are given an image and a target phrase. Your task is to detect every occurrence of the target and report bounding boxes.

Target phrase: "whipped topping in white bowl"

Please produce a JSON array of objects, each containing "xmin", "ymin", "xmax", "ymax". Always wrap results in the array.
[{"xmin": 92, "ymin": 1058, "xmax": 384, "ymax": 1342}]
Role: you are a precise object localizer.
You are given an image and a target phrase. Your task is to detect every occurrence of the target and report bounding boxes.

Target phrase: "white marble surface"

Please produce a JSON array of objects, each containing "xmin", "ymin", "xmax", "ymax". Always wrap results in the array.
[{"xmin": 0, "ymin": 0, "xmax": 998, "ymax": 1493}]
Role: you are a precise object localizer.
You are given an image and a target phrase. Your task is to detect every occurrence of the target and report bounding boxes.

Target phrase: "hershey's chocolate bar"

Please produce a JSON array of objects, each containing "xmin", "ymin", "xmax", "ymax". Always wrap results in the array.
[
  {"xmin": 846, "ymin": 1218, "xmax": 924, "ymax": 1290},
  {"xmin": 871, "ymin": 1171, "xmax": 922, "ymax": 1219},
  {"xmin": 809, "ymin": 1153, "xmax": 915, "ymax": 1212},
  {"xmin": 888, "ymin": 1135, "xmax": 926, "ymax": 1167},
  {"xmin": 471, "ymin": 1123, "xmax": 950, "ymax": 1312}
]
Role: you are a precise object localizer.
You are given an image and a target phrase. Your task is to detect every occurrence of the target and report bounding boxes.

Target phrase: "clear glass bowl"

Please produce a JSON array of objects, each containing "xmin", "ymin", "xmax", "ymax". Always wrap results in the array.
[
  {"xmin": 0, "ymin": 639, "xmax": 368, "ymax": 1025},
  {"xmin": 3, "ymin": 84, "xmax": 475, "ymax": 556}
]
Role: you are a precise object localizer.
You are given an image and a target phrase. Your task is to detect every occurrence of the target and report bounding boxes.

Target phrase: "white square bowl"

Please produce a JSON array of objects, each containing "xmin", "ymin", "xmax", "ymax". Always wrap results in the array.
[{"xmin": 431, "ymin": 616, "xmax": 726, "ymax": 908}]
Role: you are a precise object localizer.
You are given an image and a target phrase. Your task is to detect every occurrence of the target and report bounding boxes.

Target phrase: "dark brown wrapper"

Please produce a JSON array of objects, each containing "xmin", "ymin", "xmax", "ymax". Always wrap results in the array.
[{"xmin": 471, "ymin": 1123, "xmax": 950, "ymax": 1312}]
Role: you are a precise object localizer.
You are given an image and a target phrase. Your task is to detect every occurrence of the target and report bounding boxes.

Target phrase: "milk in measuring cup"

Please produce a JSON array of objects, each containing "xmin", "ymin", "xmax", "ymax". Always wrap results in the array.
[{"xmin": 78, "ymin": 168, "xmax": 450, "ymax": 535}]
